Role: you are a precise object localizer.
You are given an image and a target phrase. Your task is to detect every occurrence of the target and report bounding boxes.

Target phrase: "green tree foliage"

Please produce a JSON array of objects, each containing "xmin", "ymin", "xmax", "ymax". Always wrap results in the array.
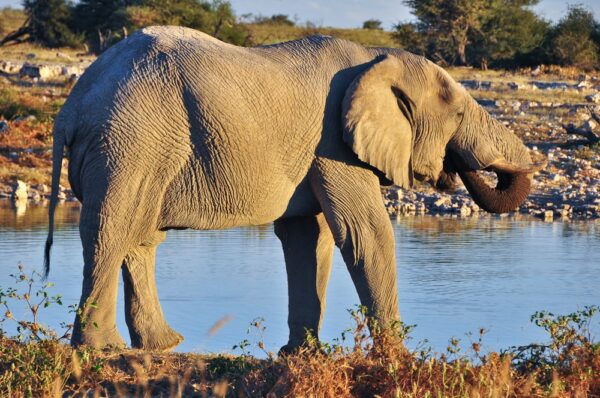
[
  {"xmin": 362, "ymin": 19, "xmax": 383, "ymax": 30},
  {"xmin": 71, "ymin": 0, "xmax": 248, "ymax": 52},
  {"xmin": 0, "ymin": 0, "xmax": 81, "ymax": 47},
  {"xmin": 254, "ymin": 14, "xmax": 295, "ymax": 26},
  {"xmin": 547, "ymin": 5, "xmax": 600, "ymax": 70},
  {"xmin": 401, "ymin": 0, "xmax": 488, "ymax": 65},
  {"xmin": 71, "ymin": 0, "xmax": 128, "ymax": 37},
  {"xmin": 395, "ymin": 0, "xmax": 551, "ymax": 68},
  {"xmin": 469, "ymin": 0, "xmax": 549, "ymax": 68}
]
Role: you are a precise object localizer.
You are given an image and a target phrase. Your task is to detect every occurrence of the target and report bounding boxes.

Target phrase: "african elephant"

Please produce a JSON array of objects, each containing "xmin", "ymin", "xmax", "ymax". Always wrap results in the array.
[{"xmin": 45, "ymin": 26, "xmax": 541, "ymax": 351}]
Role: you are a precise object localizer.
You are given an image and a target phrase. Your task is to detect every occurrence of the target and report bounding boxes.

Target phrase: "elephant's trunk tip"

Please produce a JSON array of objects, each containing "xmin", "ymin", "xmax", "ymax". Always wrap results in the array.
[{"xmin": 458, "ymin": 169, "xmax": 531, "ymax": 214}]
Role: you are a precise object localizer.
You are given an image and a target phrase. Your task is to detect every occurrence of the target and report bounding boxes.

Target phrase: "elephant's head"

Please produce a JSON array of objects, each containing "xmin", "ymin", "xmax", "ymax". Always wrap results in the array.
[{"xmin": 342, "ymin": 53, "xmax": 543, "ymax": 213}]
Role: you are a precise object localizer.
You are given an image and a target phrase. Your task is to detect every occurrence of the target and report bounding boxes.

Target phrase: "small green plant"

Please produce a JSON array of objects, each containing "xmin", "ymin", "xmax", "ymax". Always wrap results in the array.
[
  {"xmin": 0, "ymin": 263, "xmax": 71, "ymax": 342},
  {"xmin": 0, "ymin": 264, "xmax": 74, "ymax": 397},
  {"xmin": 508, "ymin": 306, "xmax": 600, "ymax": 383}
]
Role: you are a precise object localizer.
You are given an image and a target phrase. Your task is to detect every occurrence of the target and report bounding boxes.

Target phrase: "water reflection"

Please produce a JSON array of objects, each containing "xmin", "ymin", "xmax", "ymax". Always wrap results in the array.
[
  {"xmin": 0, "ymin": 202, "xmax": 598, "ymax": 355},
  {"xmin": 0, "ymin": 200, "xmax": 80, "ymax": 230}
]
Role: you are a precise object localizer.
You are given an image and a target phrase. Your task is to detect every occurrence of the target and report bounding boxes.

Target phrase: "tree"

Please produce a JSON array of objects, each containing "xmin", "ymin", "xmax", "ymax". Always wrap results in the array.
[
  {"xmin": 71, "ymin": 0, "xmax": 249, "ymax": 53},
  {"xmin": 0, "ymin": 0, "xmax": 81, "ymax": 48},
  {"xmin": 392, "ymin": 22, "xmax": 427, "ymax": 55},
  {"xmin": 362, "ymin": 19, "xmax": 383, "ymax": 30},
  {"xmin": 403, "ymin": 0, "xmax": 488, "ymax": 65},
  {"xmin": 71, "ymin": 0, "xmax": 131, "ymax": 52},
  {"xmin": 548, "ymin": 5, "xmax": 599, "ymax": 69},
  {"xmin": 254, "ymin": 14, "xmax": 295, "ymax": 26},
  {"xmin": 395, "ymin": 0, "xmax": 550, "ymax": 68},
  {"xmin": 469, "ymin": 0, "xmax": 548, "ymax": 68}
]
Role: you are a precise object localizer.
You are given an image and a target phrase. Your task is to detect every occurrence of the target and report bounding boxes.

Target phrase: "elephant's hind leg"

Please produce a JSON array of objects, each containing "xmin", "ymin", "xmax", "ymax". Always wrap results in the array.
[
  {"xmin": 275, "ymin": 213, "xmax": 334, "ymax": 353},
  {"xmin": 72, "ymin": 204, "xmax": 128, "ymax": 349},
  {"xmin": 122, "ymin": 232, "xmax": 183, "ymax": 351}
]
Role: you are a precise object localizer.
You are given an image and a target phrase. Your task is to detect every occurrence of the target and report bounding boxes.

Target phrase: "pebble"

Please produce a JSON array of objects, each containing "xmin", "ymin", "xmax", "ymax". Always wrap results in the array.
[{"xmin": 0, "ymin": 120, "xmax": 8, "ymax": 133}]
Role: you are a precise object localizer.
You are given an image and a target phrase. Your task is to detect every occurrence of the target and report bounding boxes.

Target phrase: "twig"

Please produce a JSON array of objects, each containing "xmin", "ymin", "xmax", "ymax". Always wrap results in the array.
[
  {"xmin": 586, "ymin": 105, "xmax": 600, "ymax": 125},
  {"xmin": 562, "ymin": 123, "xmax": 599, "ymax": 145}
]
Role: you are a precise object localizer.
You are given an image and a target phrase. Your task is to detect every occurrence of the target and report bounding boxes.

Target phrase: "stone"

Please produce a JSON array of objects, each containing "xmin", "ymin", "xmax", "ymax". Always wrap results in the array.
[
  {"xmin": 30, "ymin": 191, "xmax": 42, "ymax": 202},
  {"xmin": 434, "ymin": 197, "xmax": 450, "ymax": 207},
  {"xmin": 12, "ymin": 180, "xmax": 28, "ymax": 201},
  {"xmin": 459, "ymin": 205, "xmax": 471, "ymax": 217},
  {"xmin": 0, "ymin": 120, "xmax": 8, "ymax": 133},
  {"xmin": 0, "ymin": 60, "xmax": 21, "ymax": 74},
  {"xmin": 386, "ymin": 189, "xmax": 400, "ymax": 201},
  {"xmin": 585, "ymin": 93, "xmax": 600, "ymax": 104},
  {"xmin": 582, "ymin": 119, "xmax": 598, "ymax": 133},
  {"xmin": 508, "ymin": 82, "xmax": 529, "ymax": 90},
  {"xmin": 19, "ymin": 63, "xmax": 63, "ymax": 81},
  {"xmin": 15, "ymin": 115, "xmax": 37, "ymax": 123}
]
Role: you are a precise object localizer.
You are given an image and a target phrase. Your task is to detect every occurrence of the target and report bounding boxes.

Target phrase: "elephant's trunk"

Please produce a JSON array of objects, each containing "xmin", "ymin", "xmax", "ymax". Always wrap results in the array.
[
  {"xmin": 457, "ymin": 168, "xmax": 531, "ymax": 213},
  {"xmin": 445, "ymin": 98, "xmax": 545, "ymax": 213}
]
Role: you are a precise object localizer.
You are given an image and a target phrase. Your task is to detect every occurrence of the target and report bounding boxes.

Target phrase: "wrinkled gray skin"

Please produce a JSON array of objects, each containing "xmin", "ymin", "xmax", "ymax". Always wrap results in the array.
[{"xmin": 45, "ymin": 26, "xmax": 538, "ymax": 351}]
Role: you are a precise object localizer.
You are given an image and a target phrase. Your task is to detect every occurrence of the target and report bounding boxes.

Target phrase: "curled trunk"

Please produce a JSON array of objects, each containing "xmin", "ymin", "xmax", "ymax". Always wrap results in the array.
[{"xmin": 457, "ymin": 169, "xmax": 531, "ymax": 214}]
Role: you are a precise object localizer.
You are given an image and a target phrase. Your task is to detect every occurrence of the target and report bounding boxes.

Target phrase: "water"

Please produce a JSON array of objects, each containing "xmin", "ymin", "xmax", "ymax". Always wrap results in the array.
[{"xmin": 1, "ymin": 200, "xmax": 599, "ymax": 355}]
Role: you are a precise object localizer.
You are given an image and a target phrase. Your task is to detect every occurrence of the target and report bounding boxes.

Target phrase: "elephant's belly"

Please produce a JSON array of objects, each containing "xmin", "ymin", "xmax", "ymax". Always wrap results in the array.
[{"xmin": 158, "ymin": 168, "xmax": 319, "ymax": 231}]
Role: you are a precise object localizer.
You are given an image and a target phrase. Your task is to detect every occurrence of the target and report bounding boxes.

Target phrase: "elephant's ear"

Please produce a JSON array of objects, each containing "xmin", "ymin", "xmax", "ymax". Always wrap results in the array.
[{"xmin": 342, "ymin": 55, "xmax": 414, "ymax": 188}]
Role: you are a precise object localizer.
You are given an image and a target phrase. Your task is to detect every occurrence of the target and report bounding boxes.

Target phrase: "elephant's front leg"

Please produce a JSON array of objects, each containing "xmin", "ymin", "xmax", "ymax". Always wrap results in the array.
[
  {"xmin": 275, "ymin": 213, "xmax": 334, "ymax": 353},
  {"xmin": 122, "ymin": 232, "xmax": 184, "ymax": 350},
  {"xmin": 310, "ymin": 158, "xmax": 400, "ymax": 330}
]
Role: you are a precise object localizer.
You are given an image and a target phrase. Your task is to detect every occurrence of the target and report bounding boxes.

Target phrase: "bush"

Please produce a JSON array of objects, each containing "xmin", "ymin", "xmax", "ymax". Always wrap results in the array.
[
  {"xmin": 548, "ymin": 5, "xmax": 600, "ymax": 70},
  {"xmin": 362, "ymin": 19, "xmax": 383, "ymax": 30},
  {"xmin": 254, "ymin": 14, "xmax": 295, "ymax": 26}
]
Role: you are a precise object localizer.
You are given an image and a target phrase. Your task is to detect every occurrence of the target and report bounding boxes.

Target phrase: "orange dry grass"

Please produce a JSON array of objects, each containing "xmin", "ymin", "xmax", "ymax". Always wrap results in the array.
[{"xmin": 1, "ymin": 323, "xmax": 599, "ymax": 397}]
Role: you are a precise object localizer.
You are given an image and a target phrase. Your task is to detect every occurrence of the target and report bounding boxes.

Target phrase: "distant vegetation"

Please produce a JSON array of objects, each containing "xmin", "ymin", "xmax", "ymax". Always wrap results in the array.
[
  {"xmin": 0, "ymin": 0, "xmax": 600, "ymax": 68},
  {"xmin": 395, "ymin": 0, "xmax": 600, "ymax": 70}
]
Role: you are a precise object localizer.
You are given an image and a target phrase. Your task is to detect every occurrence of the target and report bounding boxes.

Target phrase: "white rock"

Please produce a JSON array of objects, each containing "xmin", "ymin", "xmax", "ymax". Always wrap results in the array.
[
  {"xmin": 19, "ymin": 63, "xmax": 64, "ymax": 81},
  {"xmin": 585, "ymin": 93, "xmax": 600, "ymax": 104},
  {"xmin": 12, "ymin": 180, "xmax": 28, "ymax": 201},
  {"xmin": 459, "ymin": 205, "xmax": 471, "ymax": 217}
]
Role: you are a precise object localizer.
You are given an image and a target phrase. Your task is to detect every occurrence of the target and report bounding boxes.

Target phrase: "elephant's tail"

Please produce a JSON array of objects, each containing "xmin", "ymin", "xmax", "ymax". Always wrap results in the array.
[{"xmin": 44, "ymin": 126, "xmax": 65, "ymax": 279}]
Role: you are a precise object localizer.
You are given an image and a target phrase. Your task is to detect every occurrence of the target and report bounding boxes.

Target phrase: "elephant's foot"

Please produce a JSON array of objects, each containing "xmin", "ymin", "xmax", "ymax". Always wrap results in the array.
[
  {"xmin": 130, "ymin": 323, "xmax": 184, "ymax": 351},
  {"xmin": 279, "ymin": 338, "xmax": 321, "ymax": 356},
  {"xmin": 278, "ymin": 342, "xmax": 301, "ymax": 356},
  {"xmin": 71, "ymin": 325, "xmax": 126, "ymax": 350}
]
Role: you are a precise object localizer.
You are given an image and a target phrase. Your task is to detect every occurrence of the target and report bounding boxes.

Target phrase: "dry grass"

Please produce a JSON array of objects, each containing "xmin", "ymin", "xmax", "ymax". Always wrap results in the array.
[
  {"xmin": 1, "ymin": 268, "xmax": 599, "ymax": 398},
  {"xmin": 0, "ymin": 7, "xmax": 26, "ymax": 38},
  {"xmin": 1, "ymin": 312, "xmax": 599, "ymax": 397},
  {"xmin": 245, "ymin": 23, "xmax": 397, "ymax": 48},
  {"xmin": 468, "ymin": 88, "xmax": 592, "ymax": 105}
]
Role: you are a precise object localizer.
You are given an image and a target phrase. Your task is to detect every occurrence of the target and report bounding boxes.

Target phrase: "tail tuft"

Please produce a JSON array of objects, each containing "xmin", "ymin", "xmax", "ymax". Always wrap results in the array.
[{"xmin": 43, "ymin": 236, "xmax": 52, "ymax": 280}]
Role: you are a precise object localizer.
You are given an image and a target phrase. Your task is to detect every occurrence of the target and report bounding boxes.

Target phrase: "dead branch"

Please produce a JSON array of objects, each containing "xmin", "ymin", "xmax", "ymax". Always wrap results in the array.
[
  {"xmin": 562, "ymin": 123, "xmax": 600, "ymax": 145},
  {"xmin": 586, "ymin": 105, "xmax": 600, "ymax": 125}
]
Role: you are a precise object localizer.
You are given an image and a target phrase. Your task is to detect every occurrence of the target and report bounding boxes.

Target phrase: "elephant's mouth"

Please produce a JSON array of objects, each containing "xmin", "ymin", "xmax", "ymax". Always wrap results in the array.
[{"xmin": 437, "ymin": 150, "xmax": 535, "ymax": 214}]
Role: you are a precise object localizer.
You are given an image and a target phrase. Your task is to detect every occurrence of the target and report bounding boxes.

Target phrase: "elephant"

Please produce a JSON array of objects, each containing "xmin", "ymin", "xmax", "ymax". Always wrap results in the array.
[{"xmin": 44, "ymin": 26, "xmax": 542, "ymax": 351}]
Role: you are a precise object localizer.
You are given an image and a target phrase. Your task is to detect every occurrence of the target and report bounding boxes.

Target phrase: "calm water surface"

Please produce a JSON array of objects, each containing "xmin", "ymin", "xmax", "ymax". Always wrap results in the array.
[{"xmin": 1, "ymin": 201, "xmax": 598, "ymax": 355}]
